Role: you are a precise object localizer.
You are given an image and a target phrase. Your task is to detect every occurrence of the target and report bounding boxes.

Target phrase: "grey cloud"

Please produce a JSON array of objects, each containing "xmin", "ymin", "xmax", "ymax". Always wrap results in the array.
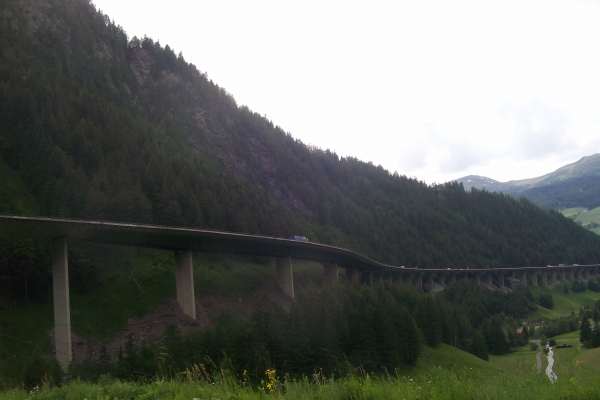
[
  {"xmin": 498, "ymin": 99, "xmax": 572, "ymax": 161},
  {"xmin": 395, "ymin": 122, "xmax": 490, "ymax": 175}
]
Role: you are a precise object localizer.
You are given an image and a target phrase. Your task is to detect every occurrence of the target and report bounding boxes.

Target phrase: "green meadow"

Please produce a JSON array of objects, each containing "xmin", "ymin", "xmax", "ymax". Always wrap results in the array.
[
  {"xmin": 528, "ymin": 283, "xmax": 600, "ymax": 320},
  {"xmin": 561, "ymin": 207, "xmax": 600, "ymax": 235}
]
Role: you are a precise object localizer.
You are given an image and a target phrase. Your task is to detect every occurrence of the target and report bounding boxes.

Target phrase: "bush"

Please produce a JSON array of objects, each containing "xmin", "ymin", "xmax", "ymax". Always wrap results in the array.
[
  {"xmin": 22, "ymin": 355, "xmax": 63, "ymax": 390},
  {"xmin": 536, "ymin": 294, "xmax": 554, "ymax": 309},
  {"xmin": 529, "ymin": 341, "xmax": 539, "ymax": 351}
]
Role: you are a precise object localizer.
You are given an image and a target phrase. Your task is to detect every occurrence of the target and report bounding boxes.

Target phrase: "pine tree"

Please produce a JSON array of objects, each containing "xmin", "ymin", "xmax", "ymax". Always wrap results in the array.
[
  {"xmin": 470, "ymin": 329, "xmax": 489, "ymax": 361},
  {"xmin": 580, "ymin": 318, "xmax": 591, "ymax": 344}
]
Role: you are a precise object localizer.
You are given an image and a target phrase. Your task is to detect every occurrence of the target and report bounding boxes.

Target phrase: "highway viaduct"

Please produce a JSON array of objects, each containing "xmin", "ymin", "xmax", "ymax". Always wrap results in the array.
[{"xmin": 0, "ymin": 215, "xmax": 599, "ymax": 370}]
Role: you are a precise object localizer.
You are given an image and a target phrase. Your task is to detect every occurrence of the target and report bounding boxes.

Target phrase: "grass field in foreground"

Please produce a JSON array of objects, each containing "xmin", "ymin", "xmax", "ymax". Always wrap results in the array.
[{"xmin": 2, "ymin": 347, "xmax": 599, "ymax": 400}]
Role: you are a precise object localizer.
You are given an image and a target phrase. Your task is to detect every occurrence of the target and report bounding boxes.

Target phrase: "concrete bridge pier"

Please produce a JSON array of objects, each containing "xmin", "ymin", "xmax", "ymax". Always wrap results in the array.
[
  {"xmin": 425, "ymin": 273, "xmax": 434, "ymax": 289},
  {"xmin": 385, "ymin": 272, "xmax": 393, "ymax": 285},
  {"xmin": 363, "ymin": 270, "xmax": 373, "ymax": 286},
  {"xmin": 276, "ymin": 256, "xmax": 294, "ymax": 298},
  {"xmin": 413, "ymin": 273, "xmax": 423, "ymax": 291},
  {"xmin": 510, "ymin": 271, "xmax": 516, "ymax": 280},
  {"xmin": 473, "ymin": 273, "xmax": 481, "ymax": 286},
  {"xmin": 550, "ymin": 270, "xmax": 558, "ymax": 284},
  {"xmin": 402, "ymin": 273, "xmax": 412, "ymax": 287},
  {"xmin": 584, "ymin": 268, "xmax": 591, "ymax": 281},
  {"xmin": 175, "ymin": 250, "xmax": 196, "ymax": 319},
  {"xmin": 436, "ymin": 273, "xmax": 445, "ymax": 287},
  {"xmin": 450, "ymin": 273, "xmax": 457, "ymax": 283},
  {"xmin": 373, "ymin": 270, "xmax": 384, "ymax": 285},
  {"xmin": 496, "ymin": 273, "xmax": 505, "ymax": 288},
  {"xmin": 568, "ymin": 269, "xmax": 575, "ymax": 281},
  {"xmin": 52, "ymin": 237, "xmax": 72, "ymax": 371},
  {"xmin": 576, "ymin": 269, "xmax": 584, "ymax": 281},
  {"xmin": 346, "ymin": 268, "xmax": 359, "ymax": 284},
  {"xmin": 520, "ymin": 271, "xmax": 527, "ymax": 287},
  {"xmin": 560, "ymin": 269, "xmax": 567, "ymax": 282},
  {"xmin": 485, "ymin": 271, "xmax": 493, "ymax": 286},
  {"xmin": 324, "ymin": 262, "xmax": 338, "ymax": 283},
  {"xmin": 532, "ymin": 273, "xmax": 538, "ymax": 287},
  {"xmin": 541, "ymin": 270, "xmax": 548, "ymax": 287}
]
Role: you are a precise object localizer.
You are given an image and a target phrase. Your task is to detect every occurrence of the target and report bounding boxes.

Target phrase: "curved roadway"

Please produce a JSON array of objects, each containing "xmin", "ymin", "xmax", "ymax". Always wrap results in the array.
[{"xmin": 0, "ymin": 215, "xmax": 597, "ymax": 275}]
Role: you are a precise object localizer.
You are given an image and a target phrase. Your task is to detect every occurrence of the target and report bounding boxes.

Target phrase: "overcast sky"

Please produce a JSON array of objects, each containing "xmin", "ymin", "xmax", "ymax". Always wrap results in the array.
[{"xmin": 92, "ymin": 0, "xmax": 600, "ymax": 184}]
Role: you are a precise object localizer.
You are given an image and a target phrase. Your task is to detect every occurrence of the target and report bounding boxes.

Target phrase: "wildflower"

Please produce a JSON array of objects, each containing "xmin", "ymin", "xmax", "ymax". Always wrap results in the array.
[{"xmin": 265, "ymin": 368, "xmax": 277, "ymax": 392}]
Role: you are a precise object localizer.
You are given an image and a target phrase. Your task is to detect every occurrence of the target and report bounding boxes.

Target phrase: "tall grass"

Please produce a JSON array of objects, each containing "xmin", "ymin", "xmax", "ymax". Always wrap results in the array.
[{"xmin": 3, "ymin": 364, "xmax": 600, "ymax": 399}]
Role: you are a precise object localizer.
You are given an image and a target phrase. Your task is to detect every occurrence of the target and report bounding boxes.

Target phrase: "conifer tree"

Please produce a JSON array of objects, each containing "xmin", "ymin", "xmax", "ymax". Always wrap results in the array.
[{"xmin": 580, "ymin": 317, "xmax": 591, "ymax": 344}]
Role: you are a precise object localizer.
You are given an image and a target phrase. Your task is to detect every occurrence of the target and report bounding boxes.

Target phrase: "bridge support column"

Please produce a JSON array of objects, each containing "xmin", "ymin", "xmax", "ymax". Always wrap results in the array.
[
  {"xmin": 560, "ymin": 269, "xmax": 567, "ymax": 282},
  {"xmin": 175, "ymin": 250, "xmax": 196, "ymax": 319},
  {"xmin": 346, "ymin": 268, "xmax": 358, "ymax": 284},
  {"xmin": 414, "ymin": 273, "xmax": 423, "ymax": 291},
  {"xmin": 584, "ymin": 268, "xmax": 590, "ymax": 280},
  {"xmin": 541, "ymin": 270, "xmax": 548, "ymax": 286},
  {"xmin": 52, "ymin": 237, "xmax": 72, "ymax": 371},
  {"xmin": 324, "ymin": 262, "xmax": 338, "ymax": 283},
  {"xmin": 497, "ymin": 273, "xmax": 505, "ymax": 288},
  {"xmin": 450, "ymin": 273, "xmax": 457, "ymax": 283},
  {"xmin": 473, "ymin": 274, "xmax": 481, "ymax": 286},
  {"xmin": 374, "ymin": 270, "xmax": 384, "ymax": 285},
  {"xmin": 363, "ymin": 270, "xmax": 373, "ymax": 286},
  {"xmin": 532, "ymin": 273, "xmax": 538, "ymax": 287},
  {"xmin": 385, "ymin": 273, "xmax": 393, "ymax": 285},
  {"xmin": 402, "ymin": 274, "xmax": 412, "ymax": 287},
  {"xmin": 568, "ymin": 269, "xmax": 575, "ymax": 281},
  {"xmin": 436, "ymin": 274, "xmax": 445, "ymax": 287},
  {"xmin": 576, "ymin": 269, "xmax": 584, "ymax": 281},
  {"xmin": 550, "ymin": 270, "xmax": 558, "ymax": 284},
  {"xmin": 426, "ymin": 273, "xmax": 434, "ymax": 289},
  {"xmin": 485, "ymin": 272, "xmax": 493, "ymax": 286},
  {"xmin": 276, "ymin": 256, "xmax": 294, "ymax": 298},
  {"xmin": 520, "ymin": 271, "xmax": 527, "ymax": 287}
]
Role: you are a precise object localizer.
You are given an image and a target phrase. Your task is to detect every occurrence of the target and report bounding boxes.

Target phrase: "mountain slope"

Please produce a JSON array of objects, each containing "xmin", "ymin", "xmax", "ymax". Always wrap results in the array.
[
  {"xmin": 1, "ymin": 0, "xmax": 600, "ymax": 271},
  {"xmin": 456, "ymin": 154, "xmax": 600, "ymax": 193},
  {"xmin": 507, "ymin": 153, "xmax": 600, "ymax": 189},
  {"xmin": 454, "ymin": 154, "xmax": 600, "ymax": 212}
]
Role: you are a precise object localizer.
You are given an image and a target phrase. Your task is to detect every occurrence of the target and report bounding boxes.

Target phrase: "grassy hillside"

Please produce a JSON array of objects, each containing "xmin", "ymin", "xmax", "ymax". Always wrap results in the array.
[
  {"xmin": 561, "ymin": 207, "xmax": 600, "ymax": 235},
  {"xmin": 527, "ymin": 284, "xmax": 600, "ymax": 320}
]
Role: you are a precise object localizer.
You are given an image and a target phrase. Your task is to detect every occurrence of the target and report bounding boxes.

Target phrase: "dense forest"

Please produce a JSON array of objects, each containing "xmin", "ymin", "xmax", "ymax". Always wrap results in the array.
[{"xmin": 2, "ymin": 0, "xmax": 600, "ymax": 275}]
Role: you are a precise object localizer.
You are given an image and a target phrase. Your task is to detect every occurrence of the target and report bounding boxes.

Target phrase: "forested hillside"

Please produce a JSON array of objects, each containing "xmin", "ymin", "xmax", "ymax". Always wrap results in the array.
[
  {"xmin": 518, "ymin": 175, "xmax": 600, "ymax": 210},
  {"xmin": 2, "ymin": 0, "xmax": 600, "ymax": 270}
]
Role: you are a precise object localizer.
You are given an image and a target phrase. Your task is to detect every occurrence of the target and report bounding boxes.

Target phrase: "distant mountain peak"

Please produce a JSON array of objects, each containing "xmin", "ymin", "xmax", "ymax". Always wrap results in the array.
[
  {"xmin": 454, "ymin": 175, "xmax": 505, "ymax": 191},
  {"xmin": 454, "ymin": 153, "xmax": 600, "ymax": 193}
]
